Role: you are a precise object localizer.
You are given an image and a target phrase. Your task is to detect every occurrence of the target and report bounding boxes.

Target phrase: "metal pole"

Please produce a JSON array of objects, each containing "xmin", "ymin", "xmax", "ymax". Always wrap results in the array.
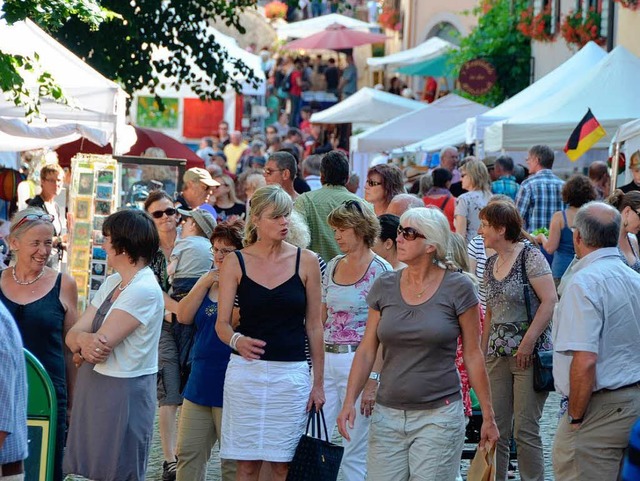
[
  {"xmin": 611, "ymin": 142, "xmax": 620, "ymax": 194},
  {"xmin": 606, "ymin": 0, "xmax": 615, "ymax": 52}
]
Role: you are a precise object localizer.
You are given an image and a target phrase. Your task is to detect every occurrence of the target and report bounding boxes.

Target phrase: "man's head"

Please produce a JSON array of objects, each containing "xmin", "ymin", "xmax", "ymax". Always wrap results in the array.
[
  {"xmin": 346, "ymin": 172, "xmax": 360, "ymax": 194},
  {"xmin": 321, "ymin": 150, "xmax": 350, "ymax": 186},
  {"xmin": 328, "ymin": 58, "xmax": 336, "ymax": 67},
  {"xmin": 494, "ymin": 155, "xmax": 514, "ymax": 179},
  {"xmin": 278, "ymin": 111, "xmax": 289, "ymax": 125},
  {"xmin": 266, "ymin": 125, "xmax": 278, "ymax": 140},
  {"xmin": 300, "ymin": 106, "xmax": 312, "ymax": 121},
  {"xmin": 439, "ymin": 147, "xmax": 459, "ymax": 172},
  {"xmin": 588, "ymin": 161, "xmax": 610, "ymax": 194},
  {"xmin": 573, "ymin": 201, "xmax": 620, "ymax": 258},
  {"xmin": 211, "ymin": 151, "xmax": 227, "ymax": 168},
  {"xmin": 218, "ymin": 121, "xmax": 229, "ymax": 139},
  {"xmin": 302, "ymin": 154, "xmax": 321, "ymax": 178},
  {"xmin": 526, "ymin": 145, "xmax": 554, "ymax": 174},
  {"xmin": 264, "ymin": 151, "xmax": 297, "ymax": 189},
  {"xmin": 386, "ymin": 193, "xmax": 425, "ymax": 217},
  {"xmin": 286, "ymin": 128, "xmax": 303, "ymax": 145},
  {"xmin": 182, "ymin": 167, "xmax": 220, "ymax": 207},
  {"xmin": 200, "ymin": 137, "xmax": 214, "ymax": 149},
  {"xmin": 230, "ymin": 131, "xmax": 243, "ymax": 146}
]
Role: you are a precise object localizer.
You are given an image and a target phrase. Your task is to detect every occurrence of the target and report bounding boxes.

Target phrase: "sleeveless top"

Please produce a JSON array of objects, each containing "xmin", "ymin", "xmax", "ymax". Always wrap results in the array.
[
  {"xmin": 235, "ymin": 248, "xmax": 307, "ymax": 362},
  {"xmin": 619, "ymin": 234, "xmax": 640, "ymax": 273},
  {"xmin": 0, "ymin": 273, "xmax": 67, "ymax": 405},
  {"xmin": 557, "ymin": 210, "xmax": 575, "ymax": 255}
]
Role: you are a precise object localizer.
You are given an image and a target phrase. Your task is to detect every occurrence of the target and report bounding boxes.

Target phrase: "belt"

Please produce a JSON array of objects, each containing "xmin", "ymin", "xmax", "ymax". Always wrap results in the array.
[
  {"xmin": 324, "ymin": 343, "xmax": 359, "ymax": 354},
  {"xmin": 0, "ymin": 461, "xmax": 24, "ymax": 476},
  {"xmin": 593, "ymin": 381, "xmax": 640, "ymax": 395}
]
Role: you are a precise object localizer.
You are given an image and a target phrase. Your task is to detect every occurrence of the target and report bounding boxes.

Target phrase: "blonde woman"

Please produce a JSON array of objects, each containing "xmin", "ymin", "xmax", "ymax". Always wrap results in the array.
[
  {"xmin": 454, "ymin": 159, "xmax": 493, "ymax": 243},
  {"xmin": 215, "ymin": 185, "xmax": 325, "ymax": 481},
  {"xmin": 213, "ymin": 174, "xmax": 246, "ymax": 221}
]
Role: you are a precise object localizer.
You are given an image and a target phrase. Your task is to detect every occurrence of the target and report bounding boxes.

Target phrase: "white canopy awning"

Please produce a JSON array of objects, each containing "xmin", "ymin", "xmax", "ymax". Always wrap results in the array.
[
  {"xmin": 367, "ymin": 37, "xmax": 456, "ymax": 70},
  {"xmin": 277, "ymin": 14, "xmax": 377, "ymax": 39},
  {"xmin": 391, "ymin": 123, "xmax": 468, "ymax": 155},
  {"xmin": 484, "ymin": 46, "xmax": 640, "ymax": 151},
  {"xmin": 612, "ymin": 118, "xmax": 640, "ymax": 144}
]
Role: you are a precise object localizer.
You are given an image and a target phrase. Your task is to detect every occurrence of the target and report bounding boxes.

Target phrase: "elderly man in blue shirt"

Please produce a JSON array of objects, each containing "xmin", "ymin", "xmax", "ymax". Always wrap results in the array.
[{"xmin": 0, "ymin": 303, "xmax": 28, "ymax": 481}]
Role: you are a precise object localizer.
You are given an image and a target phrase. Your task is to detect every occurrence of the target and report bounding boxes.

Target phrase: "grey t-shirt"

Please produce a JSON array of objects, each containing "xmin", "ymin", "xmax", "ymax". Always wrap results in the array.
[
  {"xmin": 367, "ymin": 269, "xmax": 479, "ymax": 410},
  {"xmin": 171, "ymin": 236, "xmax": 213, "ymax": 279}
]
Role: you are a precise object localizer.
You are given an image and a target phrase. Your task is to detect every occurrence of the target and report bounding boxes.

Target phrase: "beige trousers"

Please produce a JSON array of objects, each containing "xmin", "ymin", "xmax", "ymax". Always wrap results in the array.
[{"xmin": 176, "ymin": 398, "xmax": 237, "ymax": 481}]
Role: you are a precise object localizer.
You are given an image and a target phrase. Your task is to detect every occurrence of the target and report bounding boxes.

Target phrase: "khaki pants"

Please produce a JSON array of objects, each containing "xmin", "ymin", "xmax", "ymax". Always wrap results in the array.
[
  {"xmin": 553, "ymin": 384, "xmax": 640, "ymax": 481},
  {"xmin": 486, "ymin": 356, "xmax": 548, "ymax": 481},
  {"xmin": 176, "ymin": 399, "xmax": 236, "ymax": 481},
  {"xmin": 0, "ymin": 475, "xmax": 24, "ymax": 481}
]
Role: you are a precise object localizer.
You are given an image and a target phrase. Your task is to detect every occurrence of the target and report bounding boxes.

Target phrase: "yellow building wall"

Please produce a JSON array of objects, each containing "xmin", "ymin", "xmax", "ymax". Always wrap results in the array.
[{"xmin": 616, "ymin": 7, "xmax": 640, "ymax": 57}]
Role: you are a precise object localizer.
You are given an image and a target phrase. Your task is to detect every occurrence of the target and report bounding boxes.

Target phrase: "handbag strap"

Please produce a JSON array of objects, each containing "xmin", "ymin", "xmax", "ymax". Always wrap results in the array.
[
  {"xmin": 305, "ymin": 407, "xmax": 330, "ymax": 442},
  {"xmin": 520, "ymin": 246, "xmax": 533, "ymax": 324}
]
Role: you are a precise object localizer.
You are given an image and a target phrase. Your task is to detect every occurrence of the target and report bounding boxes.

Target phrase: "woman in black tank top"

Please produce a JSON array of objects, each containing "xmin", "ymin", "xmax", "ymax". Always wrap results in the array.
[{"xmin": 215, "ymin": 185, "xmax": 325, "ymax": 480}]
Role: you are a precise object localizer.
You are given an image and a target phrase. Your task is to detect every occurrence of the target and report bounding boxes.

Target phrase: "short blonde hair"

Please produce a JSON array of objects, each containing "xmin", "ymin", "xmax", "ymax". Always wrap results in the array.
[
  {"xmin": 461, "ymin": 159, "xmax": 491, "ymax": 194},
  {"xmin": 40, "ymin": 163, "xmax": 64, "ymax": 181},
  {"xmin": 245, "ymin": 185, "xmax": 292, "ymax": 246},
  {"xmin": 327, "ymin": 200, "xmax": 380, "ymax": 248}
]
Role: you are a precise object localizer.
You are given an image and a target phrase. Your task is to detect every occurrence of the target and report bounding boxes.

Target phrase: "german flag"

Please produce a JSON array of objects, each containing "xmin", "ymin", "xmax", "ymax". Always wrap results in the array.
[{"xmin": 564, "ymin": 109, "xmax": 606, "ymax": 161}]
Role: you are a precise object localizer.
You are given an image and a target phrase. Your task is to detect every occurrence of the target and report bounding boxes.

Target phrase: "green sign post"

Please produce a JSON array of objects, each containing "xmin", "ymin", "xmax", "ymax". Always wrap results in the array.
[{"xmin": 24, "ymin": 349, "xmax": 57, "ymax": 481}]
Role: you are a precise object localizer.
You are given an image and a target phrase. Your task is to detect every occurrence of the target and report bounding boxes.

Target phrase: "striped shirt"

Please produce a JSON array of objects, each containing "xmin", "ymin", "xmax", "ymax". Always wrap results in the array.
[
  {"xmin": 294, "ymin": 185, "xmax": 361, "ymax": 264},
  {"xmin": 467, "ymin": 235, "xmax": 488, "ymax": 311},
  {"xmin": 491, "ymin": 175, "xmax": 519, "ymax": 200},
  {"xmin": 0, "ymin": 302, "xmax": 28, "ymax": 464},
  {"xmin": 515, "ymin": 169, "xmax": 564, "ymax": 232}
]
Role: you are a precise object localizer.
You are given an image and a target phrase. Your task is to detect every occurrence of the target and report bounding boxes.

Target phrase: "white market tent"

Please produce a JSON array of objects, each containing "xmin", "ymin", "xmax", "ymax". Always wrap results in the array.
[
  {"xmin": 391, "ymin": 123, "xmax": 469, "ymax": 155},
  {"xmin": 611, "ymin": 118, "xmax": 640, "ymax": 187},
  {"xmin": 0, "ymin": 18, "xmax": 128, "ymax": 153},
  {"xmin": 467, "ymin": 41, "xmax": 607, "ymax": 148},
  {"xmin": 309, "ymin": 88, "xmax": 424, "ymax": 127},
  {"xmin": 484, "ymin": 46, "xmax": 640, "ymax": 152},
  {"xmin": 277, "ymin": 13, "xmax": 377, "ymax": 39},
  {"xmin": 367, "ymin": 37, "xmax": 457, "ymax": 70},
  {"xmin": 351, "ymin": 94, "xmax": 488, "ymax": 153}
]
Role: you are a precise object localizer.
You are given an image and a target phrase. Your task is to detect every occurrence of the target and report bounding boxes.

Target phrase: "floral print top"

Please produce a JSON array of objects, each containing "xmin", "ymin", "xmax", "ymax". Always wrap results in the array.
[
  {"xmin": 323, "ymin": 254, "xmax": 391, "ymax": 344},
  {"xmin": 484, "ymin": 245, "xmax": 551, "ymax": 357}
]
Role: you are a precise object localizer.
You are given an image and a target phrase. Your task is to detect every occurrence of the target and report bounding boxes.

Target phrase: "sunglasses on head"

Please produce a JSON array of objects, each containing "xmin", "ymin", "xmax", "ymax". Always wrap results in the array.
[
  {"xmin": 150, "ymin": 208, "xmax": 177, "ymax": 219},
  {"xmin": 342, "ymin": 199, "xmax": 364, "ymax": 214},
  {"xmin": 14, "ymin": 213, "xmax": 54, "ymax": 230},
  {"xmin": 397, "ymin": 225, "xmax": 426, "ymax": 241}
]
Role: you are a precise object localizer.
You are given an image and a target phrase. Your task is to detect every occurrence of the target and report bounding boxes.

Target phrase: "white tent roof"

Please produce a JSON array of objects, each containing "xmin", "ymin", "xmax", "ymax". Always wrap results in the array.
[
  {"xmin": 277, "ymin": 14, "xmax": 377, "ymax": 39},
  {"xmin": 351, "ymin": 94, "xmax": 488, "ymax": 153},
  {"xmin": 0, "ymin": 18, "xmax": 128, "ymax": 152},
  {"xmin": 367, "ymin": 37, "xmax": 457, "ymax": 70},
  {"xmin": 484, "ymin": 46, "xmax": 640, "ymax": 151},
  {"xmin": 612, "ymin": 118, "xmax": 640, "ymax": 144},
  {"xmin": 310, "ymin": 88, "xmax": 424, "ymax": 125},
  {"xmin": 467, "ymin": 41, "xmax": 607, "ymax": 144},
  {"xmin": 391, "ymin": 123, "xmax": 468, "ymax": 155}
]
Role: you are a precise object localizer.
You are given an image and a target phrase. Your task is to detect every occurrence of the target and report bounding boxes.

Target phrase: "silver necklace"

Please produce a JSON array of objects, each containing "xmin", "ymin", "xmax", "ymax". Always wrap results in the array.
[
  {"xmin": 12, "ymin": 266, "xmax": 45, "ymax": 286},
  {"xmin": 118, "ymin": 269, "xmax": 141, "ymax": 291}
]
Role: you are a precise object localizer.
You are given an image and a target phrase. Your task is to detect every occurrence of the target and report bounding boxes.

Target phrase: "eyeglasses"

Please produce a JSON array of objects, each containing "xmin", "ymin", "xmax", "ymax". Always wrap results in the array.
[
  {"xmin": 397, "ymin": 225, "xmax": 426, "ymax": 241},
  {"xmin": 150, "ymin": 208, "xmax": 177, "ymax": 219},
  {"xmin": 263, "ymin": 168, "xmax": 282, "ymax": 176},
  {"xmin": 211, "ymin": 246, "xmax": 236, "ymax": 256},
  {"xmin": 14, "ymin": 213, "xmax": 54, "ymax": 230},
  {"xmin": 366, "ymin": 179, "xmax": 382, "ymax": 187},
  {"xmin": 342, "ymin": 199, "xmax": 364, "ymax": 214}
]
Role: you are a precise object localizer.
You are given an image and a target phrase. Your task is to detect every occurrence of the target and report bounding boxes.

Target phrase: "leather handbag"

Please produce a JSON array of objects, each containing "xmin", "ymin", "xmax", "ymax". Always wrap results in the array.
[
  {"xmin": 521, "ymin": 247, "xmax": 555, "ymax": 392},
  {"xmin": 286, "ymin": 408, "xmax": 344, "ymax": 481}
]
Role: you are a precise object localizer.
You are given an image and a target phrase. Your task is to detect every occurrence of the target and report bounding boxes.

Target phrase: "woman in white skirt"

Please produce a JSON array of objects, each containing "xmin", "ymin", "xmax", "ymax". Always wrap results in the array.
[{"xmin": 216, "ymin": 185, "xmax": 325, "ymax": 481}]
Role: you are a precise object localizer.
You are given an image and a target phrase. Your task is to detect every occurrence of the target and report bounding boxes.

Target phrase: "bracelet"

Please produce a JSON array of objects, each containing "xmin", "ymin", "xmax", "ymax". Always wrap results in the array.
[{"xmin": 229, "ymin": 332, "xmax": 244, "ymax": 350}]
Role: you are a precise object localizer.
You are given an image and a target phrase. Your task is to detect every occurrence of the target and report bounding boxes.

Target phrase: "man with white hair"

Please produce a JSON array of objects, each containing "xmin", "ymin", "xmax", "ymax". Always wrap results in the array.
[
  {"xmin": 223, "ymin": 130, "xmax": 248, "ymax": 175},
  {"xmin": 386, "ymin": 193, "xmax": 425, "ymax": 217},
  {"xmin": 439, "ymin": 146, "xmax": 464, "ymax": 196}
]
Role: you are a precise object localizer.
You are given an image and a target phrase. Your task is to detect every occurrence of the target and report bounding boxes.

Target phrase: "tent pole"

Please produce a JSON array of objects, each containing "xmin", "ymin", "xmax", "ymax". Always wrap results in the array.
[{"xmin": 611, "ymin": 142, "xmax": 620, "ymax": 195}]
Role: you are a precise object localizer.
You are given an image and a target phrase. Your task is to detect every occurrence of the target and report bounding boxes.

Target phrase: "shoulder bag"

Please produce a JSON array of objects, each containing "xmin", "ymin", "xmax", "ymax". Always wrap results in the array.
[
  {"xmin": 286, "ymin": 408, "xmax": 344, "ymax": 481},
  {"xmin": 521, "ymin": 247, "xmax": 555, "ymax": 392}
]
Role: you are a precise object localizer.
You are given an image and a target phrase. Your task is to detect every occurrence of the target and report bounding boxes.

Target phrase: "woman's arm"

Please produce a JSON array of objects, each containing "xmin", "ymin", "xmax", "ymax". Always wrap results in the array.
[
  {"xmin": 516, "ymin": 271, "xmax": 557, "ymax": 369},
  {"xmin": 337, "ymin": 308, "xmax": 381, "ymax": 441},
  {"xmin": 460, "ymin": 305, "xmax": 499, "ymax": 446},
  {"xmin": 60, "ymin": 274, "xmax": 78, "ymax": 407},
  {"xmin": 537, "ymin": 211, "xmax": 562, "ymax": 254},
  {"xmin": 176, "ymin": 270, "xmax": 218, "ymax": 324},
  {"xmin": 303, "ymin": 250, "xmax": 325, "ymax": 412},
  {"xmin": 454, "ymin": 215, "xmax": 467, "ymax": 239},
  {"xmin": 66, "ymin": 305, "xmax": 111, "ymax": 365},
  {"xmin": 164, "ymin": 292, "xmax": 179, "ymax": 315},
  {"xmin": 215, "ymin": 253, "xmax": 265, "ymax": 359},
  {"xmin": 481, "ymin": 306, "xmax": 492, "ymax": 357}
]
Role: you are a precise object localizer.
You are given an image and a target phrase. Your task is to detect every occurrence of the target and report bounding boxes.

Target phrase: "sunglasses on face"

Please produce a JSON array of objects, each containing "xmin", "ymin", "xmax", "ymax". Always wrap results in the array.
[
  {"xmin": 397, "ymin": 225, "xmax": 426, "ymax": 241},
  {"xmin": 366, "ymin": 179, "xmax": 382, "ymax": 187},
  {"xmin": 14, "ymin": 213, "xmax": 54, "ymax": 230},
  {"xmin": 150, "ymin": 208, "xmax": 177, "ymax": 219}
]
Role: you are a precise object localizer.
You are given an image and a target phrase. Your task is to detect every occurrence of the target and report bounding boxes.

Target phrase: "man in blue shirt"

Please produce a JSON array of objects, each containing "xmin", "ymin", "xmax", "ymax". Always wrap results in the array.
[
  {"xmin": 339, "ymin": 55, "xmax": 358, "ymax": 100},
  {"xmin": 516, "ymin": 145, "xmax": 564, "ymax": 232},
  {"xmin": 492, "ymin": 155, "xmax": 520, "ymax": 200},
  {"xmin": 0, "ymin": 303, "xmax": 28, "ymax": 480}
]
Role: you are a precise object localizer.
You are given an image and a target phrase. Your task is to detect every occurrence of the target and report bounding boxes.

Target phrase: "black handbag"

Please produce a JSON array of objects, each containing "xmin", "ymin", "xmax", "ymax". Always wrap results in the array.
[
  {"xmin": 521, "ymin": 247, "xmax": 555, "ymax": 392},
  {"xmin": 286, "ymin": 408, "xmax": 344, "ymax": 481}
]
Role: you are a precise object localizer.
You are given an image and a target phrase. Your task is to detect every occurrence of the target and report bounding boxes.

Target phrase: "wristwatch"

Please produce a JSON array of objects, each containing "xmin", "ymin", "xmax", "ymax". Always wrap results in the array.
[
  {"xmin": 369, "ymin": 372, "xmax": 380, "ymax": 382},
  {"xmin": 568, "ymin": 415, "xmax": 584, "ymax": 424}
]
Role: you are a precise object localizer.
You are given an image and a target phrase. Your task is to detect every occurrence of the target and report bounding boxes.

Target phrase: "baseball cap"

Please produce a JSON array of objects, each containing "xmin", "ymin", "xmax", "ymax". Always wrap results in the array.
[
  {"xmin": 483, "ymin": 156, "xmax": 496, "ymax": 169},
  {"xmin": 183, "ymin": 167, "xmax": 220, "ymax": 187},
  {"xmin": 177, "ymin": 208, "xmax": 217, "ymax": 239}
]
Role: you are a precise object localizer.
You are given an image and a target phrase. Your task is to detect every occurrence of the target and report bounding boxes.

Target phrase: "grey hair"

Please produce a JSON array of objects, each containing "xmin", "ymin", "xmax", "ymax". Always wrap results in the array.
[
  {"xmin": 286, "ymin": 211, "xmax": 311, "ymax": 249},
  {"xmin": 440, "ymin": 146, "xmax": 457, "ymax": 158},
  {"xmin": 574, "ymin": 201, "xmax": 620, "ymax": 248},
  {"xmin": 400, "ymin": 207, "xmax": 457, "ymax": 271},
  {"xmin": 529, "ymin": 145, "xmax": 554, "ymax": 169},
  {"xmin": 9, "ymin": 207, "xmax": 54, "ymax": 242}
]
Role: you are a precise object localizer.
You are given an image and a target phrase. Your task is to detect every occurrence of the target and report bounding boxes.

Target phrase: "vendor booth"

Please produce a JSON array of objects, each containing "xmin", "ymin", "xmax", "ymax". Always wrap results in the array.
[
  {"xmin": 277, "ymin": 13, "xmax": 377, "ymax": 39},
  {"xmin": 366, "ymin": 37, "xmax": 457, "ymax": 71},
  {"xmin": 611, "ymin": 119, "xmax": 640, "ymax": 189}
]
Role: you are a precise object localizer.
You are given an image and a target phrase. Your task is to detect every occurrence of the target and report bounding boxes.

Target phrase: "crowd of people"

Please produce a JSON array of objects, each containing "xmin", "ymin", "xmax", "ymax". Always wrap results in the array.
[{"xmin": 1, "ymin": 142, "xmax": 640, "ymax": 481}]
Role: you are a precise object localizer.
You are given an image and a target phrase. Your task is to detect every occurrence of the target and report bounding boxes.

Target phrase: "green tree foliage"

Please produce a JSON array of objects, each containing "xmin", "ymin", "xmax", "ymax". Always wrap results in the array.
[
  {"xmin": 450, "ymin": 0, "xmax": 531, "ymax": 106},
  {"xmin": 52, "ymin": 0, "xmax": 260, "ymax": 105}
]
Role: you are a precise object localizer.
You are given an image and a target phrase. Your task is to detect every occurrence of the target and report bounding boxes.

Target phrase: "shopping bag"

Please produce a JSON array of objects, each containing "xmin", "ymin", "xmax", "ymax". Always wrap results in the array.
[
  {"xmin": 467, "ymin": 442, "xmax": 496, "ymax": 481},
  {"xmin": 286, "ymin": 407, "xmax": 344, "ymax": 481}
]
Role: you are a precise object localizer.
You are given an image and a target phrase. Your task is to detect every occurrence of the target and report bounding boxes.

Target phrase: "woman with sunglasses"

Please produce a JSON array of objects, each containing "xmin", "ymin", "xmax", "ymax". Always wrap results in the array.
[
  {"xmin": 212, "ymin": 174, "xmax": 246, "ymax": 222},
  {"xmin": 0, "ymin": 208, "xmax": 78, "ymax": 481},
  {"xmin": 174, "ymin": 219, "xmax": 245, "ymax": 481},
  {"xmin": 454, "ymin": 159, "xmax": 493, "ymax": 243},
  {"xmin": 606, "ymin": 190, "xmax": 640, "ymax": 273},
  {"xmin": 322, "ymin": 200, "xmax": 391, "ymax": 480},
  {"xmin": 364, "ymin": 164, "xmax": 405, "ymax": 216},
  {"xmin": 337, "ymin": 207, "xmax": 498, "ymax": 481},
  {"xmin": 144, "ymin": 190, "xmax": 189, "ymax": 480}
]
